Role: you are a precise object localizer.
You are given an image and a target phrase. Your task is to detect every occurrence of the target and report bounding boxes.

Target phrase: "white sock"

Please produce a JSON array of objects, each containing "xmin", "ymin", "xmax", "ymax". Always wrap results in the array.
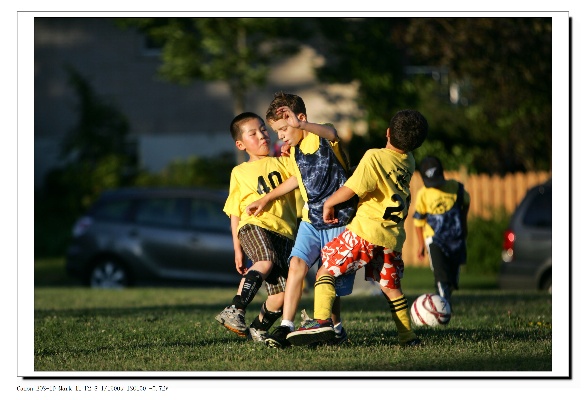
[
  {"xmin": 281, "ymin": 320, "xmax": 294, "ymax": 331},
  {"xmin": 334, "ymin": 322, "xmax": 343, "ymax": 335}
]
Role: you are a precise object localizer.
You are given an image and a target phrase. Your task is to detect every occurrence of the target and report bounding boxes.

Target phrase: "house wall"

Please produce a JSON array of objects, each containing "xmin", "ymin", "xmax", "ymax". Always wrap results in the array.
[{"xmin": 34, "ymin": 17, "xmax": 363, "ymax": 187}]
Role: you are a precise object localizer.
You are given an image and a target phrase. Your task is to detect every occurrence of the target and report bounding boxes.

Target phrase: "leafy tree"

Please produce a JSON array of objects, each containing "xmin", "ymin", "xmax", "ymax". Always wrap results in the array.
[
  {"xmin": 116, "ymin": 18, "xmax": 309, "ymax": 116},
  {"xmin": 60, "ymin": 66, "xmax": 133, "ymax": 169},
  {"xmin": 314, "ymin": 18, "xmax": 417, "ymax": 137},
  {"xmin": 313, "ymin": 17, "xmax": 552, "ymax": 174},
  {"xmin": 399, "ymin": 17, "xmax": 552, "ymax": 173},
  {"xmin": 37, "ymin": 67, "xmax": 137, "ymax": 256}
]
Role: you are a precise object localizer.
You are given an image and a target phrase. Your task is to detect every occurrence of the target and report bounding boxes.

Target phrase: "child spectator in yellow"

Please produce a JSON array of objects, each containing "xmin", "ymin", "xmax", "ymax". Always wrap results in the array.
[
  {"xmin": 286, "ymin": 109, "xmax": 428, "ymax": 347},
  {"xmin": 215, "ymin": 112, "xmax": 298, "ymax": 342},
  {"xmin": 246, "ymin": 92, "xmax": 357, "ymax": 348},
  {"xmin": 414, "ymin": 156, "xmax": 470, "ymax": 310}
]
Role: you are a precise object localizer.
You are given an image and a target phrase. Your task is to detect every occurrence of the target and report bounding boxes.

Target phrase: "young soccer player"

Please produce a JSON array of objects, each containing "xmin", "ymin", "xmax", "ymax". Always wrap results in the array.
[
  {"xmin": 414, "ymin": 156, "xmax": 470, "ymax": 310},
  {"xmin": 246, "ymin": 92, "xmax": 357, "ymax": 348},
  {"xmin": 286, "ymin": 109, "xmax": 428, "ymax": 347},
  {"xmin": 215, "ymin": 112, "xmax": 298, "ymax": 342}
]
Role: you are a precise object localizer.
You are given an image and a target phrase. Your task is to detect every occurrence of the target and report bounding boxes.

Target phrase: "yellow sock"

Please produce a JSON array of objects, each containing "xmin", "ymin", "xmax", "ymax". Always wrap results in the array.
[
  {"xmin": 389, "ymin": 295, "xmax": 417, "ymax": 344},
  {"xmin": 313, "ymin": 275, "xmax": 336, "ymax": 320}
]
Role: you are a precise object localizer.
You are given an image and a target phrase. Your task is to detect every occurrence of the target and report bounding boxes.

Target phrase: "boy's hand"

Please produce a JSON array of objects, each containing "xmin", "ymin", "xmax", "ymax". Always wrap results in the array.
[
  {"xmin": 323, "ymin": 204, "xmax": 338, "ymax": 224},
  {"xmin": 276, "ymin": 106, "xmax": 301, "ymax": 128},
  {"xmin": 417, "ymin": 245, "xmax": 426, "ymax": 260},
  {"xmin": 234, "ymin": 248, "xmax": 246, "ymax": 275},
  {"xmin": 280, "ymin": 142, "xmax": 291, "ymax": 157},
  {"xmin": 245, "ymin": 197, "xmax": 268, "ymax": 217}
]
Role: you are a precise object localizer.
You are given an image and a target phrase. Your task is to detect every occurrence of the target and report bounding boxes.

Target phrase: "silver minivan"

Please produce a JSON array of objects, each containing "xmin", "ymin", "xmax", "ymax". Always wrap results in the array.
[
  {"xmin": 65, "ymin": 187, "xmax": 240, "ymax": 288},
  {"xmin": 498, "ymin": 179, "xmax": 552, "ymax": 292}
]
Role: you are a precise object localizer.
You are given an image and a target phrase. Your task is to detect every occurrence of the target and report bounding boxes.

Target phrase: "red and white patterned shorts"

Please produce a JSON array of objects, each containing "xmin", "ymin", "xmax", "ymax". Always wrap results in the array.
[{"xmin": 321, "ymin": 229, "xmax": 404, "ymax": 290}]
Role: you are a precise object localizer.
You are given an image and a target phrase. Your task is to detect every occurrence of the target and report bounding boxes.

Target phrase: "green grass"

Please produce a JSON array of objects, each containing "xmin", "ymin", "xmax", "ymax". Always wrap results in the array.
[{"xmin": 33, "ymin": 259, "xmax": 552, "ymax": 373}]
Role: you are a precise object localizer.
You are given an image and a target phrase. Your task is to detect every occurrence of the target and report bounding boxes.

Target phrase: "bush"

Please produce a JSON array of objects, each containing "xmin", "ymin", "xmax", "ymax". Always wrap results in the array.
[
  {"xmin": 134, "ymin": 153, "xmax": 234, "ymax": 188},
  {"xmin": 464, "ymin": 209, "xmax": 510, "ymax": 275}
]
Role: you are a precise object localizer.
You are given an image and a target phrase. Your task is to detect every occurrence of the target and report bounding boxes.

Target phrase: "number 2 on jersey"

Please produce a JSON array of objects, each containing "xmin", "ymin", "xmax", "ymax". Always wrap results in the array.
[{"xmin": 382, "ymin": 194, "xmax": 410, "ymax": 224}]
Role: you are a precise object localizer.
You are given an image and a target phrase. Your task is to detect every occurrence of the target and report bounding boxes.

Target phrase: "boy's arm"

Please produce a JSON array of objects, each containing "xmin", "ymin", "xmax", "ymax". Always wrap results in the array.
[
  {"xmin": 278, "ymin": 106, "xmax": 338, "ymax": 142},
  {"xmin": 230, "ymin": 214, "xmax": 247, "ymax": 275},
  {"xmin": 245, "ymin": 175, "xmax": 299, "ymax": 217},
  {"xmin": 299, "ymin": 120, "xmax": 338, "ymax": 142},
  {"xmin": 323, "ymin": 186, "xmax": 356, "ymax": 224},
  {"xmin": 415, "ymin": 226, "xmax": 426, "ymax": 260}
]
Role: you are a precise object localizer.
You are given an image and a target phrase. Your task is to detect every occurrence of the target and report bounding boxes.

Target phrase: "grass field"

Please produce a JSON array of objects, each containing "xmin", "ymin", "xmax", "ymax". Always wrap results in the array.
[{"xmin": 32, "ymin": 258, "xmax": 554, "ymax": 375}]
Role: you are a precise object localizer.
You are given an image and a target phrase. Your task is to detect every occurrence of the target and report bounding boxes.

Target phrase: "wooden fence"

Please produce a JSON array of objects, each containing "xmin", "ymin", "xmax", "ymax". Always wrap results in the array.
[{"xmin": 402, "ymin": 170, "xmax": 551, "ymax": 266}]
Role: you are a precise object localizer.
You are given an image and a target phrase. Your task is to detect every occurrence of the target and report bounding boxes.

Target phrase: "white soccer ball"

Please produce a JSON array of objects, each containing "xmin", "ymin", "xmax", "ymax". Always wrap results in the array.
[{"xmin": 410, "ymin": 293, "xmax": 451, "ymax": 327}]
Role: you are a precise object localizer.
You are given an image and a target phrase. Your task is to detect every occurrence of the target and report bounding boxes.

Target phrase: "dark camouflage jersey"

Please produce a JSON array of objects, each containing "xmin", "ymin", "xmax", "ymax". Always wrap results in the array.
[
  {"xmin": 294, "ymin": 136, "xmax": 356, "ymax": 230},
  {"xmin": 423, "ymin": 182, "xmax": 467, "ymax": 264}
]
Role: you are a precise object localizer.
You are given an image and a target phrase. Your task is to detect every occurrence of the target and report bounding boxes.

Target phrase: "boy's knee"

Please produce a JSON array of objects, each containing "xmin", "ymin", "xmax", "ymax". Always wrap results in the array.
[
  {"xmin": 289, "ymin": 256, "xmax": 309, "ymax": 274},
  {"xmin": 252, "ymin": 260, "xmax": 273, "ymax": 277}
]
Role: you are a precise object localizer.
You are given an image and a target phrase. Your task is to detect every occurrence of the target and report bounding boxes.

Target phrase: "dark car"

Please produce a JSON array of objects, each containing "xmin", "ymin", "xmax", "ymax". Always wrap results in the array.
[
  {"xmin": 65, "ymin": 187, "xmax": 241, "ymax": 288},
  {"xmin": 499, "ymin": 179, "xmax": 552, "ymax": 293}
]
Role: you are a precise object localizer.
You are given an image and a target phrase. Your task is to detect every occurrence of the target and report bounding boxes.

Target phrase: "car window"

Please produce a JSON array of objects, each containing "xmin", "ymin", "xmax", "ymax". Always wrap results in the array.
[
  {"xmin": 134, "ymin": 198, "xmax": 186, "ymax": 228},
  {"xmin": 189, "ymin": 198, "xmax": 230, "ymax": 233},
  {"xmin": 93, "ymin": 199, "xmax": 133, "ymax": 222},
  {"xmin": 522, "ymin": 187, "xmax": 552, "ymax": 228}
]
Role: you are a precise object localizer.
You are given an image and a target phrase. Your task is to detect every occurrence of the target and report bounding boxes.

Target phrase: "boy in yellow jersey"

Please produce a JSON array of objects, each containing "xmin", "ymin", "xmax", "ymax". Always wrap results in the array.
[
  {"xmin": 414, "ymin": 156, "xmax": 470, "ymax": 310},
  {"xmin": 287, "ymin": 109, "xmax": 428, "ymax": 347},
  {"xmin": 215, "ymin": 112, "xmax": 298, "ymax": 342},
  {"xmin": 246, "ymin": 92, "xmax": 357, "ymax": 348}
]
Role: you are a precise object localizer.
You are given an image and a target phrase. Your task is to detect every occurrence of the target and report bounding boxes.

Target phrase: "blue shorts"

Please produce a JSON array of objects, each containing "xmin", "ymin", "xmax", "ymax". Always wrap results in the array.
[{"xmin": 289, "ymin": 221, "xmax": 355, "ymax": 296}]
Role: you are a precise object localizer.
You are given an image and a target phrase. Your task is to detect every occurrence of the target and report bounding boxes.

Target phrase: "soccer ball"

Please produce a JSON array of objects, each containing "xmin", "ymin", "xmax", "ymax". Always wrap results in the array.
[{"xmin": 410, "ymin": 293, "xmax": 451, "ymax": 327}]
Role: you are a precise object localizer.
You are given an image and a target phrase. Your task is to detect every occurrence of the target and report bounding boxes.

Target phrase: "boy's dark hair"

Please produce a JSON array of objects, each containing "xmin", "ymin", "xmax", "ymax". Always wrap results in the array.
[
  {"xmin": 388, "ymin": 110, "xmax": 428, "ymax": 152},
  {"xmin": 266, "ymin": 91, "xmax": 307, "ymax": 122},
  {"xmin": 230, "ymin": 112, "xmax": 264, "ymax": 141}
]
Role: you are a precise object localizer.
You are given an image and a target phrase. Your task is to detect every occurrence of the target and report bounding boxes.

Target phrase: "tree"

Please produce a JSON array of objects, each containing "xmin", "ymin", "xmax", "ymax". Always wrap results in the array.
[
  {"xmin": 315, "ymin": 18, "xmax": 417, "ymax": 136},
  {"xmin": 399, "ymin": 17, "xmax": 552, "ymax": 173},
  {"xmin": 117, "ymin": 18, "xmax": 309, "ymax": 117},
  {"xmin": 313, "ymin": 17, "xmax": 552, "ymax": 174},
  {"xmin": 61, "ymin": 66, "xmax": 132, "ymax": 168}
]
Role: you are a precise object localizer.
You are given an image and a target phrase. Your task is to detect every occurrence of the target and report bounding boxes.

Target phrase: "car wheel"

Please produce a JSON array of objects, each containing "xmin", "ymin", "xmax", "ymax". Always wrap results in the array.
[{"xmin": 89, "ymin": 259, "xmax": 129, "ymax": 288}]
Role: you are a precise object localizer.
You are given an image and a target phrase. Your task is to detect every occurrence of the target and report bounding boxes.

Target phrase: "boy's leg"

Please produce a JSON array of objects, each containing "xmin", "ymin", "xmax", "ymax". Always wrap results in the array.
[
  {"xmin": 233, "ymin": 261, "xmax": 271, "ymax": 309},
  {"xmin": 265, "ymin": 221, "xmax": 317, "ymax": 348},
  {"xmin": 428, "ymin": 243, "xmax": 453, "ymax": 307},
  {"xmin": 275, "ymin": 221, "xmax": 320, "ymax": 329},
  {"xmin": 321, "ymin": 226, "xmax": 355, "ymax": 330},
  {"xmin": 216, "ymin": 225, "xmax": 277, "ymax": 337},
  {"xmin": 313, "ymin": 269, "xmax": 337, "ymax": 320},
  {"xmin": 249, "ymin": 231, "xmax": 292, "ymax": 342},
  {"xmin": 249, "ymin": 292, "xmax": 284, "ymax": 342},
  {"xmin": 380, "ymin": 287, "xmax": 419, "ymax": 346},
  {"xmin": 288, "ymin": 229, "xmax": 370, "ymax": 346},
  {"xmin": 287, "ymin": 267, "xmax": 337, "ymax": 346},
  {"xmin": 215, "ymin": 263, "xmax": 268, "ymax": 337},
  {"xmin": 280, "ymin": 256, "xmax": 309, "ymax": 329},
  {"xmin": 264, "ymin": 257, "xmax": 309, "ymax": 348},
  {"xmin": 376, "ymin": 249, "xmax": 420, "ymax": 346}
]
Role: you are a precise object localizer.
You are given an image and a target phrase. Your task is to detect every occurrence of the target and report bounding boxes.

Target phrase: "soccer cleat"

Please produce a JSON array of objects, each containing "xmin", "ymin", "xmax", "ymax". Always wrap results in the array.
[
  {"xmin": 215, "ymin": 306, "xmax": 248, "ymax": 337},
  {"xmin": 286, "ymin": 318, "xmax": 335, "ymax": 346},
  {"xmin": 264, "ymin": 325, "xmax": 292, "ymax": 348},
  {"xmin": 328, "ymin": 327, "xmax": 348, "ymax": 345},
  {"xmin": 248, "ymin": 326, "xmax": 268, "ymax": 342}
]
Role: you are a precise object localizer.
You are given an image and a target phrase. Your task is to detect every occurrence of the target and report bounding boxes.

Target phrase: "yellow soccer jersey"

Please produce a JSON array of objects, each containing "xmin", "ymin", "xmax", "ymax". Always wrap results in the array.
[
  {"xmin": 290, "ymin": 129, "xmax": 349, "ymax": 223},
  {"xmin": 413, "ymin": 179, "xmax": 470, "ymax": 239},
  {"xmin": 223, "ymin": 156, "xmax": 298, "ymax": 240},
  {"xmin": 344, "ymin": 148, "xmax": 415, "ymax": 251}
]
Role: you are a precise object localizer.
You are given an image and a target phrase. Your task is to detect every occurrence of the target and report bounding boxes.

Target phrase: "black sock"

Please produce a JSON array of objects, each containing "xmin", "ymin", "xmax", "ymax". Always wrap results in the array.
[{"xmin": 235, "ymin": 270, "xmax": 263, "ymax": 309}]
